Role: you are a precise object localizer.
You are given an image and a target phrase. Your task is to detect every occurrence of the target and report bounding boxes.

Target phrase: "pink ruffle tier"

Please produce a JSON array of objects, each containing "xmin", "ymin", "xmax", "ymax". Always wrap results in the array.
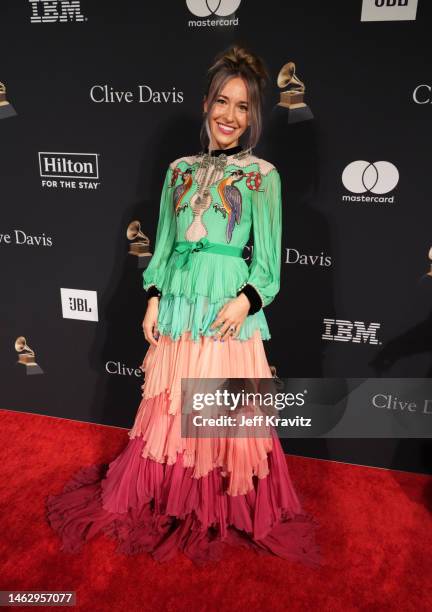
[
  {"xmin": 130, "ymin": 330, "xmax": 280, "ymax": 496},
  {"xmin": 46, "ymin": 330, "xmax": 320, "ymax": 566},
  {"xmin": 46, "ymin": 428, "xmax": 320, "ymax": 566}
]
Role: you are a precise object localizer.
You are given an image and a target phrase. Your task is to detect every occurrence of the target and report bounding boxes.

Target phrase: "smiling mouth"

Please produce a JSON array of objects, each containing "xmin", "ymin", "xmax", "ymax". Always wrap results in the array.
[{"xmin": 216, "ymin": 122, "xmax": 236, "ymax": 134}]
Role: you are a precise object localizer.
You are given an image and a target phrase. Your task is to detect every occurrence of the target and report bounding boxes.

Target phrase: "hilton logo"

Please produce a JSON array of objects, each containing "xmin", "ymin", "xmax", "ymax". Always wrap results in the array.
[
  {"xmin": 322, "ymin": 319, "xmax": 381, "ymax": 345},
  {"xmin": 38, "ymin": 152, "xmax": 100, "ymax": 190},
  {"xmin": 29, "ymin": 0, "xmax": 86, "ymax": 23},
  {"xmin": 60, "ymin": 288, "xmax": 98, "ymax": 321}
]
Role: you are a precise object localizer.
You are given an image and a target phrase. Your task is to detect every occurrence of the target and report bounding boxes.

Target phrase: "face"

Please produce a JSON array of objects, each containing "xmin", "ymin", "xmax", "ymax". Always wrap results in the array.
[{"xmin": 203, "ymin": 76, "xmax": 249, "ymax": 150}]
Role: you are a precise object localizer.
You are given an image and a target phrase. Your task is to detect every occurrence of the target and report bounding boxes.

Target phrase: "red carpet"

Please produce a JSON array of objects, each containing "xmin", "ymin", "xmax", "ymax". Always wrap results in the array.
[{"xmin": 1, "ymin": 408, "xmax": 431, "ymax": 611}]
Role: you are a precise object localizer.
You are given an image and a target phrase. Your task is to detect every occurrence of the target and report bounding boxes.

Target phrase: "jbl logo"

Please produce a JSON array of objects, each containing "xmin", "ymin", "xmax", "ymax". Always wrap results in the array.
[
  {"xmin": 361, "ymin": 0, "xmax": 417, "ymax": 20},
  {"xmin": 69, "ymin": 297, "xmax": 91, "ymax": 312},
  {"xmin": 61, "ymin": 288, "xmax": 98, "ymax": 321},
  {"xmin": 322, "ymin": 319, "xmax": 381, "ymax": 345},
  {"xmin": 29, "ymin": 1, "xmax": 86, "ymax": 24}
]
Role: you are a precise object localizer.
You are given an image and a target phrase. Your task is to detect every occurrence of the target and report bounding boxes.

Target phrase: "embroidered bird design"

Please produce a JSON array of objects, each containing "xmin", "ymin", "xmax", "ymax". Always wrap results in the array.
[
  {"xmin": 173, "ymin": 168, "xmax": 193, "ymax": 215},
  {"xmin": 215, "ymin": 169, "xmax": 244, "ymax": 243}
]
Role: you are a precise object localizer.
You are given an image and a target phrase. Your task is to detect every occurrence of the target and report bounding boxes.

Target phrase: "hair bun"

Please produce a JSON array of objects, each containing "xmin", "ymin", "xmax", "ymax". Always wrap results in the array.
[
  {"xmin": 206, "ymin": 44, "xmax": 269, "ymax": 95},
  {"xmin": 224, "ymin": 45, "xmax": 269, "ymax": 91}
]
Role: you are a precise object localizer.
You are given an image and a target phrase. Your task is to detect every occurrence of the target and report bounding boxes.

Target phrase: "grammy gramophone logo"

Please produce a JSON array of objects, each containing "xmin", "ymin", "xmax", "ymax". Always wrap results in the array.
[
  {"xmin": 277, "ymin": 62, "xmax": 313, "ymax": 124},
  {"xmin": 425, "ymin": 247, "xmax": 432, "ymax": 278},
  {"xmin": 127, "ymin": 220, "xmax": 152, "ymax": 269},
  {"xmin": 0, "ymin": 82, "xmax": 17, "ymax": 120},
  {"xmin": 15, "ymin": 336, "xmax": 43, "ymax": 375}
]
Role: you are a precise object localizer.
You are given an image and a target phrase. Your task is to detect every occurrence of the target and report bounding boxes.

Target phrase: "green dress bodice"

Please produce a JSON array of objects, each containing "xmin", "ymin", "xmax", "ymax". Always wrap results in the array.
[{"xmin": 143, "ymin": 149, "xmax": 282, "ymax": 342}]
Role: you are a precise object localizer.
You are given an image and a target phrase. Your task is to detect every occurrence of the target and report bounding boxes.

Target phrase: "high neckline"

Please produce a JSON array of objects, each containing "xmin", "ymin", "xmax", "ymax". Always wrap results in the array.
[{"xmin": 206, "ymin": 144, "xmax": 243, "ymax": 157}]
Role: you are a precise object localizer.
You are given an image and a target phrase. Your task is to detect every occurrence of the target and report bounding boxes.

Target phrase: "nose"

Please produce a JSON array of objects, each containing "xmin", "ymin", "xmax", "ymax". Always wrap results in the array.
[{"xmin": 223, "ymin": 103, "xmax": 235, "ymax": 124}]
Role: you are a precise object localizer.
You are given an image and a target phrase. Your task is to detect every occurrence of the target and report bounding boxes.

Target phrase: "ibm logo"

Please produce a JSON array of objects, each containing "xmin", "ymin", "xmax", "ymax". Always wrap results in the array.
[
  {"xmin": 322, "ymin": 319, "xmax": 381, "ymax": 345},
  {"xmin": 29, "ymin": 0, "xmax": 86, "ymax": 23}
]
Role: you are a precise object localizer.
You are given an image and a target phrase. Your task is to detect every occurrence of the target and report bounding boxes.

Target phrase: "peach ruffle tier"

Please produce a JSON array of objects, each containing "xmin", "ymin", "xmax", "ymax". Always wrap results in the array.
[{"xmin": 128, "ymin": 330, "xmax": 277, "ymax": 496}]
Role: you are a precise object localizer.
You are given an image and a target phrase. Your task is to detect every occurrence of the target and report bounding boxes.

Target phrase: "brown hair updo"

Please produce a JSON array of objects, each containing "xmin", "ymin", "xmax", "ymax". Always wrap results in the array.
[{"xmin": 201, "ymin": 44, "xmax": 269, "ymax": 151}]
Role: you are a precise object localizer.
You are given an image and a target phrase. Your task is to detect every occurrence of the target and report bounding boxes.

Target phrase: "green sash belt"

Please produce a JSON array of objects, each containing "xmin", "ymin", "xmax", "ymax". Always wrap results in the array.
[{"xmin": 173, "ymin": 237, "xmax": 243, "ymax": 270}]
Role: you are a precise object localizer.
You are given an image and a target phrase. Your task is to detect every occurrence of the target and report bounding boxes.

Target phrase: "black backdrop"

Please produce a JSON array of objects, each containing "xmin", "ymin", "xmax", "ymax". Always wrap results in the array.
[{"xmin": 1, "ymin": 0, "xmax": 431, "ymax": 474}]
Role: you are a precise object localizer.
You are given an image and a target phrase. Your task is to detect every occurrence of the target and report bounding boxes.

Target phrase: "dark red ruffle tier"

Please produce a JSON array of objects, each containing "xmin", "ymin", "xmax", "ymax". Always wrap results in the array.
[{"xmin": 46, "ymin": 428, "xmax": 320, "ymax": 567}]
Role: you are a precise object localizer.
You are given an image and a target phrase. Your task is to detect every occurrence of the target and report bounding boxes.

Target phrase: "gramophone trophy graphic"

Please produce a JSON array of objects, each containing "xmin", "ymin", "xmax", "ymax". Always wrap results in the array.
[
  {"xmin": 127, "ymin": 220, "xmax": 152, "ymax": 270},
  {"xmin": 427, "ymin": 247, "xmax": 432, "ymax": 277},
  {"xmin": 15, "ymin": 336, "xmax": 43, "ymax": 375},
  {"xmin": 277, "ymin": 61, "xmax": 313, "ymax": 124},
  {"xmin": 0, "ymin": 82, "xmax": 17, "ymax": 120}
]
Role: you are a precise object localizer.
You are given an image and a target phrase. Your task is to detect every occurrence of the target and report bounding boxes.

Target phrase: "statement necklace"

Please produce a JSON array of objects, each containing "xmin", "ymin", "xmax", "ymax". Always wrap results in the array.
[
  {"xmin": 197, "ymin": 146, "xmax": 252, "ymax": 174},
  {"xmin": 184, "ymin": 147, "xmax": 252, "ymax": 242}
]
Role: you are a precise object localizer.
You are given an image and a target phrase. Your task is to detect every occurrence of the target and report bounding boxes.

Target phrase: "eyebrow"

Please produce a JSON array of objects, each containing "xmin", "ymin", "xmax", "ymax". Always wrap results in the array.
[{"xmin": 218, "ymin": 94, "xmax": 249, "ymax": 105}]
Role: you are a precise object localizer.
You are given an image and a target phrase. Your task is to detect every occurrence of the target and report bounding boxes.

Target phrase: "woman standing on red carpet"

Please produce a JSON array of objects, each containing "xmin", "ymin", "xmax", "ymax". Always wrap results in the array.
[{"xmin": 46, "ymin": 44, "xmax": 320, "ymax": 567}]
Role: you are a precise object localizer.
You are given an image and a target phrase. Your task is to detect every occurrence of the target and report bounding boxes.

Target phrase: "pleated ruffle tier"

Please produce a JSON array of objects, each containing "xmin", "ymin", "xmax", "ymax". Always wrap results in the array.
[
  {"xmin": 46, "ymin": 429, "xmax": 320, "ymax": 567},
  {"xmin": 45, "ymin": 330, "xmax": 320, "ymax": 566},
  {"xmin": 146, "ymin": 251, "xmax": 270, "ymax": 342},
  {"xmin": 157, "ymin": 294, "xmax": 270, "ymax": 342},
  {"xmin": 154, "ymin": 250, "xmax": 249, "ymax": 303}
]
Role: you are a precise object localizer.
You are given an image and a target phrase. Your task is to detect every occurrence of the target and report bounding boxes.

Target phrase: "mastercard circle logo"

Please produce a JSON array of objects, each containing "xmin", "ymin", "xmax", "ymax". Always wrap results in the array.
[{"xmin": 342, "ymin": 161, "xmax": 399, "ymax": 194}]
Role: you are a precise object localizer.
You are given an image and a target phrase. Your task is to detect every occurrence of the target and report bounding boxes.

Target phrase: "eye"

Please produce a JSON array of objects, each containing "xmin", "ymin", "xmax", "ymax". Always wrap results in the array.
[
  {"xmin": 217, "ymin": 98, "xmax": 226, "ymax": 104},
  {"xmin": 239, "ymin": 105, "xmax": 248, "ymax": 112}
]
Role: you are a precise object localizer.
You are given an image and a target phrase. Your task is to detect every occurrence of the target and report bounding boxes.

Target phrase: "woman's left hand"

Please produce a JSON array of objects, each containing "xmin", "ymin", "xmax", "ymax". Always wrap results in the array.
[{"xmin": 209, "ymin": 293, "xmax": 251, "ymax": 340}]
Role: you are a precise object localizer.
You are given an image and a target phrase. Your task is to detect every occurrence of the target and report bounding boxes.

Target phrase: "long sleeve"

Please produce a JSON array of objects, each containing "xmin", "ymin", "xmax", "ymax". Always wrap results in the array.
[
  {"xmin": 143, "ymin": 166, "xmax": 176, "ymax": 293},
  {"xmin": 238, "ymin": 167, "xmax": 282, "ymax": 312}
]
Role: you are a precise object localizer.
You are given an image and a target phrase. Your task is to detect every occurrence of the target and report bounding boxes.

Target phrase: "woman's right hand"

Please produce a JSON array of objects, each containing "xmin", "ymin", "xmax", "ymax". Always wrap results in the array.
[{"xmin": 142, "ymin": 297, "xmax": 160, "ymax": 346}]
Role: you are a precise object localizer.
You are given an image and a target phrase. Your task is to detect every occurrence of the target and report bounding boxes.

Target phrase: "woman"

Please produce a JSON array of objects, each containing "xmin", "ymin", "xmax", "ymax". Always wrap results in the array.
[{"xmin": 46, "ymin": 45, "xmax": 320, "ymax": 567}]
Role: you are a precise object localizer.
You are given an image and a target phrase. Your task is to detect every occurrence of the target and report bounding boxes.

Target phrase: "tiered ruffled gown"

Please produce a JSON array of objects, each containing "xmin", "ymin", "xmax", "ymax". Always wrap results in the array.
[{"xmin": 46, "ymin": 149, "xmax": 320, "ymax": 566}]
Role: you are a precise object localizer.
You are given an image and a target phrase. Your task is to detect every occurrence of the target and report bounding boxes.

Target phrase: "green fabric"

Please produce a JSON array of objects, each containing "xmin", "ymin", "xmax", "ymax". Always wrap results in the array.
[
  {"xmin": 173, "ymin": 238, "xmax": 243, "ymax": 271},
  {"xmin": 142, "ymin": 158, "xmax": 282, "ymax": 341},
  {"xmin": 157, "ymin": 294, "xmax": 271, "ymax": 342}
]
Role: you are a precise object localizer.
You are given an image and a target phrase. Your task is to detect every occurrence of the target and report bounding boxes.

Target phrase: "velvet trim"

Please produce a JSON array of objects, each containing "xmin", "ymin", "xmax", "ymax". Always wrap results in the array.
[
  {"xmin": 205, "ymin": 144, "xmax": 243, "ymax": 157},
  {"xmin": 237, "ymin": 284, "xmax": 263, "ymax": 315},
  {"xmin": 146, "ymin": 285, "xmax": 161, "ymax": 299}
]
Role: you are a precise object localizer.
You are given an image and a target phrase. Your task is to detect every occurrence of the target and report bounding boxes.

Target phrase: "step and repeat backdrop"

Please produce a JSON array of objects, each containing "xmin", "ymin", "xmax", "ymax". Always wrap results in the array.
[{"xmin": 1, "ymin": 0, "xmax": 431, "ymax": 473}]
